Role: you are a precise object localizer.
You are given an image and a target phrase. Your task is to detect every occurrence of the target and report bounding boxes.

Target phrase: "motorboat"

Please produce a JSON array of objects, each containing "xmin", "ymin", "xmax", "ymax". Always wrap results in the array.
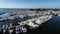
[
  {"xmin": 21, "ymin": 27, "xmax": 27, "ymax": 33},
  {"xmin": 27, "ymin": 20, "xmax": 39, "ymax": 28},
  {"xmin": 35, "ymin": 19, "xmax": 42, "ymax": 25},
  {"xmin": 15, "ymin": 27, "xmax": 20, "ymax": 34},
  {"xmin": 8, "ymin": 28, "xmax": 14, "ymax": 34}
]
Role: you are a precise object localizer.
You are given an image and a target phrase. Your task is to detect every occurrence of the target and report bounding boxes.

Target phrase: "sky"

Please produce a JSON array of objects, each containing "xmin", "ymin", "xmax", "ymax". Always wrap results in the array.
[{"xmin": 0, "ymin": 0, "xmax": 60, "ymax": 8}]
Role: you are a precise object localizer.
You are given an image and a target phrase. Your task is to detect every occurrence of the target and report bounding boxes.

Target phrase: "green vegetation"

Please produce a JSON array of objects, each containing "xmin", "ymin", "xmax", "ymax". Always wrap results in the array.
[{"xmin": 30, "ymin": 8, "xmax": 60, "ymax": 11}]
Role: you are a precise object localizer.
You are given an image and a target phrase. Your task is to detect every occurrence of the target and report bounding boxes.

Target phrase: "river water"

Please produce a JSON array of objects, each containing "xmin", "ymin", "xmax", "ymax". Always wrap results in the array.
[{"xmin": 27, "ymin": 16, "xmax": 60, "ymax": 34}]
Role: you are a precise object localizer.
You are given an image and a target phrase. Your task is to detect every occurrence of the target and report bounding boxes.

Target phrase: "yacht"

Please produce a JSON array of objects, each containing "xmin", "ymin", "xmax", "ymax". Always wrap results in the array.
[
  {"xmin": 27, "ymin": 20, "xmax": 39, "ymax": 29},
  {"xmin": 8, "ymin": 28, "xmax": 14, "ymax": 34},
  {"xmin": 35, "ymin": 19, "xmax": 42, "ymax": 25},
  {"xmin": 21, "ymin": 27, "xmax": 27, "ymax": 33}
]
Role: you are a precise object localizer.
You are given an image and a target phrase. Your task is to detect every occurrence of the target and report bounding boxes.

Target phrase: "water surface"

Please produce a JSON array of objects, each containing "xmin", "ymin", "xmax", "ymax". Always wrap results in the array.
[{"xmin": 27, "ymin": 16, "xmax": 60, "ymax": 34}]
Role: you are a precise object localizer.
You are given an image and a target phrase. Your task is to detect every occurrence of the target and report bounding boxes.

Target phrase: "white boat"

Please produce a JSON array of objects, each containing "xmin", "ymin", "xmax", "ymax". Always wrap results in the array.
[
  {"xmin": 2, "ymin": 25, "xmax": 5, "ymax": 28},
  {"xmin": 27, "ymin": 21, "xmax": 39, "ymax": 28},
  {"xmin": 10, "ymin": 23, "xmax": 12, "ymax": 27},
  {"xmin": 58, "ymin": 15, "xmax": 60, "ymax": 16},
  {"xmin": 9, "ymin": 29, "xmax": 13, "ymax": 33},
  {"xmin": 20, "ymin": 15, "xmax": 24, "ymax": 18},
  {"xmin": 35, "ymin": 19, "xmax": 42, "ymax": 25},
  {"xmin": 16, "ymin": 27, "xmax": 20, "ymax": 34},
  {"xmin": 21, "ymin": 27, "xmax": 27, "ymax": 33},
  {"xmin": 3, "ymin": 28, "xmax": 6, "ymax": 33}
]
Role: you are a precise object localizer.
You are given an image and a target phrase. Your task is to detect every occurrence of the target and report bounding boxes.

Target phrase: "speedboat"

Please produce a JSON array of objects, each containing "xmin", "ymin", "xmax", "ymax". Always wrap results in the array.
[
  {"xmin": 15, "ymin": 27, "xmax": 20, "ymax": 34},
  {"xmin": 8, "ymin": 28, "xmax": 14, "ymax": 34},
  {"xmin": 27, "ymin": 20, "xmax": 39, "ymax": 28},
  {"xmin": 35, "ymin": 19, "xmax": 42, "ymax": 25},
  {"xmin": 21, "ymin": 27, "xmax": 27, "ymax": 33}
]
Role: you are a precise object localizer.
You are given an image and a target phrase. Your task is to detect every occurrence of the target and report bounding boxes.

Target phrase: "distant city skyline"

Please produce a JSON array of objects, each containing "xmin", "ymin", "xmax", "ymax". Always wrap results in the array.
[{"xmin": 0, "ymin": 0, "xmax": 60, "ymax": 8}]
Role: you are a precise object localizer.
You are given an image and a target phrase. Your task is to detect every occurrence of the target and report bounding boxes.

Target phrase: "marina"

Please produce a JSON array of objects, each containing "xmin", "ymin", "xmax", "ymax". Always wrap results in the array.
[
  {"xmin": 0, "ymin": 0, "xmax": 60, "ymax": 34},
  {"xmin": 0, "ymin": 9, "xmax": 54, "ymax": 34},
  {"xmin": 0, "ymin": 8, "xmax": 60, "ymax": 34},
  {"xmin": 0, "ymin": 15, "xmax": 52, "ymax": 34}
]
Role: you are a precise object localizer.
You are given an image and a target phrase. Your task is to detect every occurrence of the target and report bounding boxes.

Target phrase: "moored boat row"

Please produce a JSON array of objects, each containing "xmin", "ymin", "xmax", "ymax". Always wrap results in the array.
[{"xmin": 0, "ymin": 15, "xmax": 52, "ymax": 34}]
